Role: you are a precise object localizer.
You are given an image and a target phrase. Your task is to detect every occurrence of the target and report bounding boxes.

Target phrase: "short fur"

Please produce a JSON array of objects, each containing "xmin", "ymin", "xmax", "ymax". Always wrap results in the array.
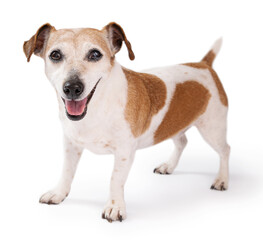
[
  {"xmin": 24, "ymin": 23, "xmax": 230, "ymax": 223},
  {"xmin": 154, "ymin": 81, "xmax": 211, "ymax": 144},
  {"xmin": 183, "ymin": 62, "xmax": 228, "ymax": 106},
  {"xmin": 123, "ymin": 67, "xmax": 167, "ymax": 137}
]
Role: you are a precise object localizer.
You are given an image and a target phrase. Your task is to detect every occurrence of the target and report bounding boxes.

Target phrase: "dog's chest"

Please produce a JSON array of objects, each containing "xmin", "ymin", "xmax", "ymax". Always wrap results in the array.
[
  {"xmin": 64, "ymin": 121, "xmax": 115, "ymax": 154},
  {"xmin": 61, "ymin": 104, "xmax": 129, "ymax": 154}
]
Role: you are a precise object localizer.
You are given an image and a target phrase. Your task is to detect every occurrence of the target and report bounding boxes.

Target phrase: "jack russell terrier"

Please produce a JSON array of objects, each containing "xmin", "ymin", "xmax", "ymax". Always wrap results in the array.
[{"xmin": 23, "ymin": 22, "xmax": 230, "ymax": 222}]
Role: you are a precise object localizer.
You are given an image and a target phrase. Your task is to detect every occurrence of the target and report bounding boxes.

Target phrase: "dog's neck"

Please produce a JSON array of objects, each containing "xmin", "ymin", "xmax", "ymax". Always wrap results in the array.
[{"xmin": 91, "ymin": 61, "xmax": 128, "ymax": 109}]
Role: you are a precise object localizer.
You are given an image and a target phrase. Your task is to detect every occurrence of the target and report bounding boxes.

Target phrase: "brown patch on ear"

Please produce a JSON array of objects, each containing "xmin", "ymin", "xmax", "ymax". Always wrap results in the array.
[
  {"xmin": 154, "ymin": 81, "xmax": 211, "ymax": 144},
  {"xmin": 183, "ymin": 62, "xmax": 228, "ymax": 106},
  {"xmin": 103, "ymin": 22, "xmax": 135, "ymax": 60},
  {"xmin": 23, "ymin": 23, "xmax": 55, "ymax": 62},
  {"xmin": 123, "ymin": 68, "xmax": 167, "ymax": 137}
]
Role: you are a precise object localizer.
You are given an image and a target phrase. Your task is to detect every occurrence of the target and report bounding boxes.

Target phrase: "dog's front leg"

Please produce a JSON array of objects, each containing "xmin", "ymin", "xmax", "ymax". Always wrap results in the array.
[
  {"xmin": 102, "ymin": 148, "xmax": 135, "ymax": 222},
  {"xmin": 39, "ymin": 136, "xmax": 83, "ymax": 204}
]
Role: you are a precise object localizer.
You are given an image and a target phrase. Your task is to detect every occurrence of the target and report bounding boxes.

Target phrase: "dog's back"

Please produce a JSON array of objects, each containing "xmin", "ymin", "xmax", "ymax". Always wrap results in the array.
[{"xmin": 128, "ymin": 39, "xmax": 228, "ymax": 150}]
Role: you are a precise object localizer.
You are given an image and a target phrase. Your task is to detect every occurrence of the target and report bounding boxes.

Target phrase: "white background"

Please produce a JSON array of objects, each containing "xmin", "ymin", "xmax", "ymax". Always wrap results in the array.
[{"xmin": 1, "ymin": 0, "xmax": 262, "ymax": 239}]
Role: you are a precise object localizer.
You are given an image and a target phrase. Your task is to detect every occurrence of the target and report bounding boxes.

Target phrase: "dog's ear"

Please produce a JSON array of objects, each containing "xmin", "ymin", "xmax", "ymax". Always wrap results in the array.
[
  {"xmin": 23, "ymin": 23, "xmax": 55, "ymax": 62},
  {"xmin": 102, "ymin": 22, "xmax": 135, "ymax": 60}
]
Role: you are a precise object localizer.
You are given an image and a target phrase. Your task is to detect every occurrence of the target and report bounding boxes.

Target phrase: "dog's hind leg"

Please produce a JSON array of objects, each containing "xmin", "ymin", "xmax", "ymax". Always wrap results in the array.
[
  {"xmin": 39, "ymin": 136, "xmax": 83, "ymax": 204},
  {"xmin": 196, "ymin": 109, "xmax": 230, "ymax": 191},
  {"xmin": 154, "ymin": 133, "xmax": 187, "ymax": 174}
]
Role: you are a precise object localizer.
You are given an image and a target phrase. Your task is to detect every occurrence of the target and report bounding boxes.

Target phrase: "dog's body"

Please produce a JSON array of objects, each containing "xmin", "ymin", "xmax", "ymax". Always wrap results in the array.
[{"xmin": 24, "ymin": 23, "xmax": 230, "ymax": 222}]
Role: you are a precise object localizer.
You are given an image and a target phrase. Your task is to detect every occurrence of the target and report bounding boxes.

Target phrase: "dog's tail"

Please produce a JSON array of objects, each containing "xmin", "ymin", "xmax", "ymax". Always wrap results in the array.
[{"xmin": 201, "ymin": 38, "xmax": 222, "ymax": 67}]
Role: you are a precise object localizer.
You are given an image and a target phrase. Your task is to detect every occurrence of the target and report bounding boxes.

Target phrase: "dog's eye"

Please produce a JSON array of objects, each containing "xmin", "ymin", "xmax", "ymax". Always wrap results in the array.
[
  {"xmin": 50, "ymin": 50, "xmax": 62, "ymax": 62},
  {"xmin": 86, "ymin": 49, "xmax": 103, "ymax": 62}
]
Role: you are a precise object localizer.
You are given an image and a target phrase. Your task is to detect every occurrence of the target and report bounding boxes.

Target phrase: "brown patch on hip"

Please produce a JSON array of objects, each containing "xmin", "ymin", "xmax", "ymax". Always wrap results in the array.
[
  {"xmin": 154, "ymin": 81, "xmax": 211, "ymax": 144},
  {"xmin": 183, "ymin": 62, "xmax": 228, "ymax": 106},
  {"xmin": 123, "ymin": 68, "xmax": 167, "ymax": 137}
]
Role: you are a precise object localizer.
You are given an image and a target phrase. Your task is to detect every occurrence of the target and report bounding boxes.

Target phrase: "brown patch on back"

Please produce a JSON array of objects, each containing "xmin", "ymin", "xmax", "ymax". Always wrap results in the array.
[
  {"xmin": 154, "ymin": 81, "xmax": 211, "ymax": 144},
  {"xmin": 183, "ymin": 62, "xmax": 228, "ymax": 106},
  {"xmin": 123, "ymin": 68, "xmax": 167, "ymax": 137}
]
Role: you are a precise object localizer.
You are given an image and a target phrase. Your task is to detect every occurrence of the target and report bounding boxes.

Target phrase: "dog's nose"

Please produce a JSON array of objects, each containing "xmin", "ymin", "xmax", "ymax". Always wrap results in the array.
[{"xmin": 63, "ymin": 80, "xmax": 84, "ymax": 99}]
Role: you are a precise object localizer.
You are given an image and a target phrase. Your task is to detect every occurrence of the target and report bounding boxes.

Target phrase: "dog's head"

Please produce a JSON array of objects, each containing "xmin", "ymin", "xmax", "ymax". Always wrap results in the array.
[{"xmin": 23, "ymin": 23, "xmax": 135, "ymax": 121}]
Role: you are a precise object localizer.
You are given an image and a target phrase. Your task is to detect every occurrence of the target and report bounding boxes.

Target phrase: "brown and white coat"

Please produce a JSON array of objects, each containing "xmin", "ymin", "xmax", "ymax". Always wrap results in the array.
[{"xmin": 23, "ymin": 22, "xmax": 230, "ymax": 222}]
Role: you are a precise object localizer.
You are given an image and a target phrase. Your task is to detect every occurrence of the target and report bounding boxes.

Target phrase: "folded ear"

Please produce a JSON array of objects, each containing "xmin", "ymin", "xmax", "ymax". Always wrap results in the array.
[
  {"xmin": 23, "ymin": 23, "xmax": 55, "ymax": 62},
  {"xmin": 102, "ymin": 22, "xmax": 135, "ymax": 60}
]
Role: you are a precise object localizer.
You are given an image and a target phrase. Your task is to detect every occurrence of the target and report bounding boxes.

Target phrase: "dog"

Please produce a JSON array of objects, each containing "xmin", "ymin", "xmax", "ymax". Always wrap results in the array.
[{"xmin": 23, "ymin": 22, "xmax": 230, "ymax": 222}]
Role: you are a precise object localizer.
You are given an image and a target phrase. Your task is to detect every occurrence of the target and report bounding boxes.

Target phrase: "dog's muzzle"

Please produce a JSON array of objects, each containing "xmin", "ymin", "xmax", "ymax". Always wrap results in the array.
[{"xmin": 62, "ymin": 78, "xmax": 101, "ymax": 121}]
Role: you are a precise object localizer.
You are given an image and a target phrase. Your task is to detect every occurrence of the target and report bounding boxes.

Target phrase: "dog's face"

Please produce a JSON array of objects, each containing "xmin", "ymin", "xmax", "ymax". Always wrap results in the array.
[{"xmin": 24, "ymin": 23, "xmax": 135, "ymax": 121}]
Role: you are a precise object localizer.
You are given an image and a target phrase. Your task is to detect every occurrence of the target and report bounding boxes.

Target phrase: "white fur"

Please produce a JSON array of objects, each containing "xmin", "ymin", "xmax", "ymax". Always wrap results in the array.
[
  {"xmin": 211, "ymin": 38, "xmax": 222, "ymax": 55},
  {"xmin": 34, "ymin": 28, "xmax": 229, "ymax": 222}
]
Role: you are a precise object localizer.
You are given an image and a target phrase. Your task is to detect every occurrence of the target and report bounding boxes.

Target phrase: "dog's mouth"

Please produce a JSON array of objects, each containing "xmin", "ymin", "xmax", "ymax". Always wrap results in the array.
[{"xmin": 62, "ymin": 78, "xmax": 101, "ymax": 121}]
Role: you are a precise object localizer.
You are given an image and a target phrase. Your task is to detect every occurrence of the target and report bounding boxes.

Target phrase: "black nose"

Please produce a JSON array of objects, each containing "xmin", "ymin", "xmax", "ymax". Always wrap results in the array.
[{"xmin": 63, "ymin": 80, "xmax": 84, "ymax": 99}]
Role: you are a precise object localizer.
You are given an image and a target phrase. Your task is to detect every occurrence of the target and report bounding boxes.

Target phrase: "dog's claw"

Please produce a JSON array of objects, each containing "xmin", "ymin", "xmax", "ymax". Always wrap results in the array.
[
  {"xmin": 102, "ymin": 204, "xmax": 126, "ymax": 223},
  {"xmin": 103, "ymin": 213, "xmax": 124, "ymax": 223},
  {"xmin": 39, "ymin": 190, "xmax": 68, "ymax": 205},
  {"xmin": 210, "ymin": 180, "xmax": 228, "ymax": 191},
  {"xmin": 153, "ymin": 163, "xmax": 173, "ymax": 175},
  {"xmin": 118, "ymin": 212, "xmax": 123, "ymax": 222},
  {"xmin": 220, "ymin": 183, "xmax": 226, "ymax": 191},
  {"xmin": 154, "ymin": 169, "xmax": 170, "ymax": 175}
]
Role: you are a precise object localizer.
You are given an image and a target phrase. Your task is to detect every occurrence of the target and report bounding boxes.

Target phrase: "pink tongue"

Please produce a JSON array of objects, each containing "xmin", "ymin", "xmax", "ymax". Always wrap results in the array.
[{"xmin": 65, "ymin": 97, "xmax": 88, "ymax": 116}]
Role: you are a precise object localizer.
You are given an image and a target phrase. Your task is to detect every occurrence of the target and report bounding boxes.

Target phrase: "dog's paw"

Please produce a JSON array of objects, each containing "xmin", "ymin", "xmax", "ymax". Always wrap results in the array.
[
  {"xmin": 153, "ymin": 163, "xmax": 173, "ymax": 175},
  {"xmin": 39, "ymin": 189, "xmax": 69, "ymax": 205},
  {"xmin": 102, "ymin": 201, "xmax": 126, "ymax": 223},
  {"xmin": 211, "ymin": 178, "xmax": 228, "ymax": 191}
]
